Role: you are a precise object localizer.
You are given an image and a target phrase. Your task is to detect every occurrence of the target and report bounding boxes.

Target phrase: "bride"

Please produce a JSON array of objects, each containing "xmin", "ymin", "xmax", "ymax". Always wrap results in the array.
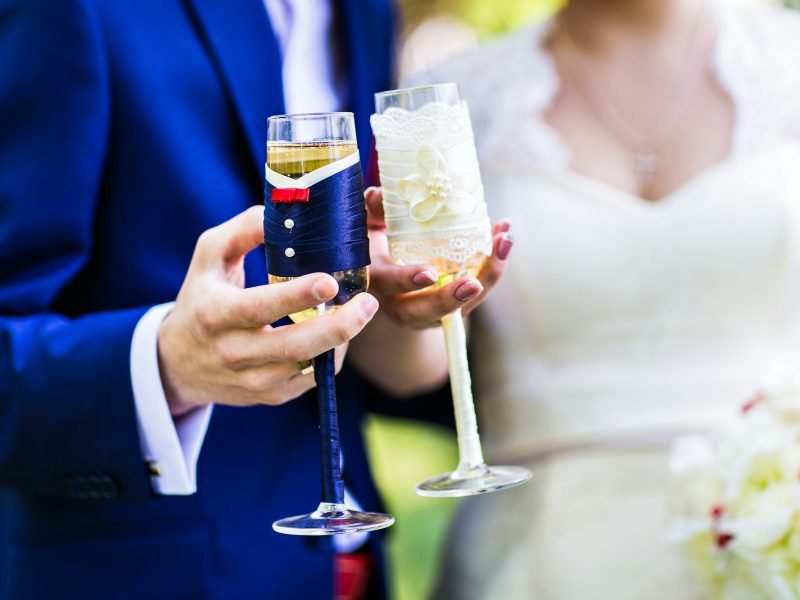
[{"xmin": 414, "ymin": 0, "xmax": 800, "ymax": 597}]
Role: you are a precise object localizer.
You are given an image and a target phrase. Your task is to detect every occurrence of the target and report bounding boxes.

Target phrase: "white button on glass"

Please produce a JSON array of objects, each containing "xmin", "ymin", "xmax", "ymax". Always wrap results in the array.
[{"xmin": 285, "ymin": 247, "xmax": 295, "ymax": 258}]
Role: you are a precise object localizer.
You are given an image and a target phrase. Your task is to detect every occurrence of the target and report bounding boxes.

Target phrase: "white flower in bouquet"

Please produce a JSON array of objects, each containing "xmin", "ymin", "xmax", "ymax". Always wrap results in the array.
[{"xmin": 669, "ymin": 386, "xmax": 800, "ymax": 599}]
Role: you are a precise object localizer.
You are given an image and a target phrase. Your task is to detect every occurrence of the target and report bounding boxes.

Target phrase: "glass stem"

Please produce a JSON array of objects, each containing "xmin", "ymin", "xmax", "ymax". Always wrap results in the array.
[
  {"xmin": 441, "ymin": 308, "xmax": 486, "ymax": 474},
  {"xmin": 314, "ymin": 349, "xmax": 344, "ymax": 505}
]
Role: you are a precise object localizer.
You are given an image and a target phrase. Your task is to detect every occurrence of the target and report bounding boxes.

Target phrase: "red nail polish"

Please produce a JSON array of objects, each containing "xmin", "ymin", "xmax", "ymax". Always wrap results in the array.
[{"xmin": 496, "ymin": 235, "xmax": 514, "ymax": 261}]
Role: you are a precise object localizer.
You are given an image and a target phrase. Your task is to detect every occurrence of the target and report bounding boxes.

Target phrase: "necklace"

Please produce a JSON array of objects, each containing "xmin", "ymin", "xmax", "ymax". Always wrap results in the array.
[{"xmin": 560, "ymin": 3, "xmax": 711, "ymax": 189}]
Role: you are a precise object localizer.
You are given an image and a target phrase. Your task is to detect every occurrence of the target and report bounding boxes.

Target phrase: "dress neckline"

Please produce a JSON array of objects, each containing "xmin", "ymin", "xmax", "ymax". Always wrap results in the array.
[
  {"xmin": 542, "ymin": 144, "xmax": 775, "ymax": 214},
  {"xmin": 521, "ymin": 1, "xmax": 743, "ymax": 206}
]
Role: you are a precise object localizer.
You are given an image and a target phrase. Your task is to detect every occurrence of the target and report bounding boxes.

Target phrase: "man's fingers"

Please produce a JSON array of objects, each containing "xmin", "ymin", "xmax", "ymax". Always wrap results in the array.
[
  {"xmin": 196, "ymin": 206, "xmax": 265, "ymax": 267},
  {"xmin": 258, "ymin": 293, "xmax": 378, "ymax": 362},
  {"xmin": 235, "ymin": 363, "xmax": 317, "ymax": 404},
  {"xmin": 214, "ymin": 273, "xmax": 339, "ymax": 329},
  {"xmin": 365, "ymin": 186, "xmax": 386, "ymax": 228},
  {"xmin": 333, "ymin": 342, "xmax": 348, "ymax": 373},
  {"xmin": 276, "ymin": 373, "xmax": 318, "ymax": 404}
]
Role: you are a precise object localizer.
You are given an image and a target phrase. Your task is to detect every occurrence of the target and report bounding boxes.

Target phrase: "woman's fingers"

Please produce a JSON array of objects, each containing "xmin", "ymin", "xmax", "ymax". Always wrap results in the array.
[
  {"xmin": 364, "ymin": 207, "xmax": 514, "ymax": 325},
  {"xmin": 492, "ymin": 219, "xmax": 511, "ymax": 236},
  {"xmin": 387, "ymin": 276, "xmax": 483, "ymax": 327},
  {"xmin": 477, "ymin": 231, "xmax": 514, "ymax": 291},
  {"xmin": 369, "ymin": 259, "xmax": 439, "ymax": 296},
  {"xmin": 365, "ymin": 186, "xmax": 386, "ymax": 228},
  {"xmin": 379, "ymin": 226, "xmax": 514, "ymax": 324}
]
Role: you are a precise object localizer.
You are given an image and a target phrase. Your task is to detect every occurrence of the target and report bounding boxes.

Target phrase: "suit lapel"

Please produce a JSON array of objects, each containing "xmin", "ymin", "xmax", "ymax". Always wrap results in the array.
[{"xmin": 182, "ymin": 0, "xmax": 284, "ymax": 177}]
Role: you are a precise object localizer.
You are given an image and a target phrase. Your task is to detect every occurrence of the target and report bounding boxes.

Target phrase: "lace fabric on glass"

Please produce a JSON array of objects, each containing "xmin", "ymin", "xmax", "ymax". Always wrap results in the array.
[{"xmin": 370, "ymin": 101, "xmax": 492, "ymax": 267}]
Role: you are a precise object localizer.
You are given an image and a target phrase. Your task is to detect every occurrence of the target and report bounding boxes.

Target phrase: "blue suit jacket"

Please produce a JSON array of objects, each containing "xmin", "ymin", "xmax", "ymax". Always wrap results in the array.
[{"xmin": 0, "ymin": 0, "xmax": 395, "ymax": 597}]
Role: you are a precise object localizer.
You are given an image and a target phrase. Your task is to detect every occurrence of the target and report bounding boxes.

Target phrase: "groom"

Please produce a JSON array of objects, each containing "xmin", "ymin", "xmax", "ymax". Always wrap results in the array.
[
  {"xmin": 0, "ymin": 0, "xmax": 513, "ymax": 598},
  {"xmin": 0, "ymin": 0, "xmax": 399, "ymax": 598}
]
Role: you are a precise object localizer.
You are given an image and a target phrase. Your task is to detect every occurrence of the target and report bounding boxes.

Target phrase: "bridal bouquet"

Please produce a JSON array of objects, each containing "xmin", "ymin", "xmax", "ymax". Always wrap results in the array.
[{"xmin": 669, "ymin": 387, "xmax": 800, "ymax": 599}]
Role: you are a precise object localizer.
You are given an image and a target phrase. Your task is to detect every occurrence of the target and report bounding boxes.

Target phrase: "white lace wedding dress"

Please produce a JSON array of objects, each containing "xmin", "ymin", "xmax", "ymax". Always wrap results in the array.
[{"xmin": 416, "ymin": 2, "xmax": 800, "ymax": 598}]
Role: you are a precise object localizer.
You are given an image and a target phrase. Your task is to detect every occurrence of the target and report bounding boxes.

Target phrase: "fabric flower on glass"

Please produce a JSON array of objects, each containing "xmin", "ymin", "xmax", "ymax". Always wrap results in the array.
[{"xmin": 397, "ymin": 144, "xmax": 477, "ymax": 222}]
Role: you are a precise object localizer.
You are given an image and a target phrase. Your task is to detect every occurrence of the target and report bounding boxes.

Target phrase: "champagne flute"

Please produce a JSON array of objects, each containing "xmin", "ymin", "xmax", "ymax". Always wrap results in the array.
[
  {"xmin": 371, "ymin": 84, "xmax": 532, "ymax": 497},
  {"xmin": 265, "ymin": 112, "xmax": 394, "ymax": 534}
]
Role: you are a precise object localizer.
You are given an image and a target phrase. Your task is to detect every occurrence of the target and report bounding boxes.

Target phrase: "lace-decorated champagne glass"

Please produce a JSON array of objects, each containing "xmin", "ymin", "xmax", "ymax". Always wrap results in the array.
[
  {"xmin": 371, "ymin": 84, "xmax": 532, "ymax": 497},
  {"xmin": 265, "ymin": 113, "xmax": 394, "ymax": 533}
]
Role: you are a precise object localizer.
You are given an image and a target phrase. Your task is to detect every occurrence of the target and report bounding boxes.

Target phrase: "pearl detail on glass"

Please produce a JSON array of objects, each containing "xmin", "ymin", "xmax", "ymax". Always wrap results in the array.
[
  {"xmin": 424, "ymin": 173, "xmax": 453, "ymax": 202},
  {"xmin": 285, "ymin": 247, "xmax": 295, "ymax": 258}
]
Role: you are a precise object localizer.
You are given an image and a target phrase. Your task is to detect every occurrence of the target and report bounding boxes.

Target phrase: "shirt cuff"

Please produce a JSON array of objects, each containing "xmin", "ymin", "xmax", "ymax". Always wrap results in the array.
[{"xmin": 130, "ymin": 302, "xmax": 213, "ymax": 495}]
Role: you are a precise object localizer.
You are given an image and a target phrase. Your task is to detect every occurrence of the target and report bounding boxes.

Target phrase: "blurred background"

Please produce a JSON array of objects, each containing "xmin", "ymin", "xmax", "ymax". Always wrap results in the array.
[
  {"xmin": 366, "ymin": 1, "xmax": 562, "ymax": 597},
  {"xmin": 365, "ymin": 0, "xmax": 798, "ymax": 599}
]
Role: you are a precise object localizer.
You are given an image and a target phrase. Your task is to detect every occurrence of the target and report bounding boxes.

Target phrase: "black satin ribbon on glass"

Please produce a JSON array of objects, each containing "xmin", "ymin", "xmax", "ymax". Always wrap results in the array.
[{"xmin": 263, "ymin": 162, "xmax": 370, "ymax": 277}]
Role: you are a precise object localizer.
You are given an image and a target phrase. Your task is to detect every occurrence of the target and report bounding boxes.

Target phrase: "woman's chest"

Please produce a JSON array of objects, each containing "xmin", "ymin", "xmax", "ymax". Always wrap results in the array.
[
  {"xmin": 481, "ymin": 142, "xmax": 800, "ymax": 345},
  {"xmin": 543, "ymin": 70, "xmax": 735, "ymax": 204}
]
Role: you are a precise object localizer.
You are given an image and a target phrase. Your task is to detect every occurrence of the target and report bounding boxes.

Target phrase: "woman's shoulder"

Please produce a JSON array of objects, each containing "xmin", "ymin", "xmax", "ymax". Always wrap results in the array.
[
  {"xmin": 406, "ymin": 21, "xmax": 561, "ymax": 165},
  {"xmin": 716, "ymin": 1, "xmax": 800, "ymax": 140},
  {"xmin": 406, "ymin": 21, "xmax": 554, "ymax": 121},
  {"xmin": 409, "ymin": 22, "xmax": 541, "ymax": 82},
  {"xmin": 717, "ymin": 2, "xmax": 800, "ymax": 75},
  {"xmin": 719, "ymin": 0, "xmax": 800, "ymax": 61}
]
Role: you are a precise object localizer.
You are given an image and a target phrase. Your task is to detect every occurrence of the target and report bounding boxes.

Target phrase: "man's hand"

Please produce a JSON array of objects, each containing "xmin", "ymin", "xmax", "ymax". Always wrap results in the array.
[
  {"xmin": 157, "ymin": 206, "xmax": 379, "ymax": 416},
  {"xmin": 365, "ymin": 187, "xmax": 513, "ymax": 328}
]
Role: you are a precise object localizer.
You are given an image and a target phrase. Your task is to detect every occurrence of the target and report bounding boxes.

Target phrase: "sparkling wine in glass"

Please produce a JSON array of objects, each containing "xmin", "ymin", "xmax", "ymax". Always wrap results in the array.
[
  {"xmin": 371, "ymin": 84, "xmax": 532, "ymax": 497},
  {"xmin": 265, "ymin": 112, "xmax": 394, "ymax": 534}
]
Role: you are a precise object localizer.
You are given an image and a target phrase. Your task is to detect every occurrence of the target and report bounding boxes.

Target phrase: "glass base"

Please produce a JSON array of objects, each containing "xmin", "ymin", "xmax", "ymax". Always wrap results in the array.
[
  {"xmin": 272, "ymin": 503, "xmax": 395, "ymax": 536},
  {"xmin": 416, "ymin": 464, "xmax": 532, "ymax": 498}
]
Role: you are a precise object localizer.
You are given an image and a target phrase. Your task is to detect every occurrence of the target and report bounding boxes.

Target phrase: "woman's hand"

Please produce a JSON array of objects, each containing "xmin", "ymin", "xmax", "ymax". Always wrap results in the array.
[
  {"xmin": 364, "ymin": 187, "xmax": 513, "ymax": 328},
  {"xmin": 347, "ymin": 187, "xmax": 513, "ymax": 396}
]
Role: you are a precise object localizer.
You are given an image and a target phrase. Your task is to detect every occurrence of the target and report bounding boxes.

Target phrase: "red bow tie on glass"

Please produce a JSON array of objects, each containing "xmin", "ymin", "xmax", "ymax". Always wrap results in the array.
[{"xmin": 271, "ymin": 188, "xmax": 310, "ymax": 203}]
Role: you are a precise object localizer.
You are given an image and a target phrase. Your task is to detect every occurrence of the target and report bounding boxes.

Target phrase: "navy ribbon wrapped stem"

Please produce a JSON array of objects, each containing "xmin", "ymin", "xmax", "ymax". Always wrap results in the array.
[
  {"xmin": 315, "ymin": 349, "xmax": 344, "ymax": 504},
  {"xmin": 263, "ymin": 158, "xmax": 369, "ymax": 507}
]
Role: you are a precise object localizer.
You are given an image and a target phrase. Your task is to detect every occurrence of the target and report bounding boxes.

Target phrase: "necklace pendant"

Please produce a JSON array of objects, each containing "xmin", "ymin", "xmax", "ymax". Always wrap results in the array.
[{"xmin": 634, "ymin": 152, "xmax": 657, "ymax": 187}]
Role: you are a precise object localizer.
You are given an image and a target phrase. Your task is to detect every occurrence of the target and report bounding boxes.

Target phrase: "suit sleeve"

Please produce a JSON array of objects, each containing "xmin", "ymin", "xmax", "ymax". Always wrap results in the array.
[{"xmin": 0, "ymin": 0, "xmax": 151, "ymax": 501}]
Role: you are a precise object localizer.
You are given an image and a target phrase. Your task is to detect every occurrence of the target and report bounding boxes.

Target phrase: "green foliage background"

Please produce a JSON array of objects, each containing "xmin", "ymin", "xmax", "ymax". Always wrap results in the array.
[
  {"xmin": 365, "ymin": 417, "xmax": 459, "ymax": 600},
  {"xmin": 399, "ymin": 0, "xmax": 562, "ymax": 37}
]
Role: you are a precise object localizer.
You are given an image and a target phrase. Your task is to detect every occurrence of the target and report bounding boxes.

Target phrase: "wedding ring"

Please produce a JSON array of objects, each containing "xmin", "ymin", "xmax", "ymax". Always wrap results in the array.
[{"xmin": 297, "ymin": 360, "xmax": 314, "ymax": 375}]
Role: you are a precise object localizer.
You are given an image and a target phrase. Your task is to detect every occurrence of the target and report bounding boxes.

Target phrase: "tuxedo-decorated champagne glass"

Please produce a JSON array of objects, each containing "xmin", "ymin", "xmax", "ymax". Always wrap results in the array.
[
  {"xmin": 371, "ymin": 84, "xmax": 532, "ymax": 496},
  {"xmin": 265, "ymin": 113, "xmax": 394, "ymax": 534}
]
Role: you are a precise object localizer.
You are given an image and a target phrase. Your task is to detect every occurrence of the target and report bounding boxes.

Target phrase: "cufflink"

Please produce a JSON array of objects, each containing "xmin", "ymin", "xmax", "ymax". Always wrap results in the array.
[{"xmin": 146, "ymin": 460, "xmax": 162, "ymax": 477}]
